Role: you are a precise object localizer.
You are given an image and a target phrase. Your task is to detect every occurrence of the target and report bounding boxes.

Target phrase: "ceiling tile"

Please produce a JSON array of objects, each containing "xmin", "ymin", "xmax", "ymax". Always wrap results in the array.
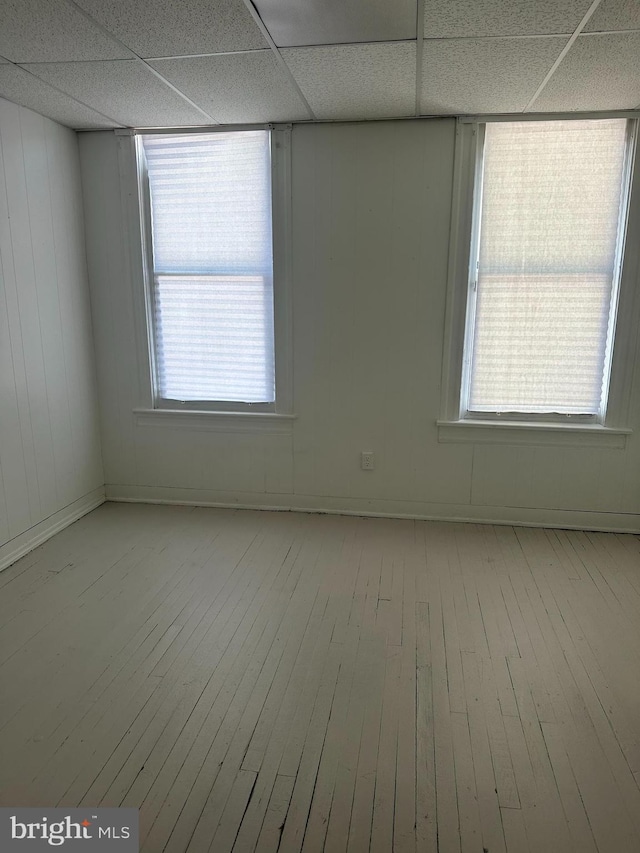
[
  {"xmin": 584, "ymin": 0, "xmax": 640, "ymax": 32},
  {"xmin": 251, "ymin": 0, "xmax": 417, "ymax": 47},
  {"xmin": 421, "ymin": 37, "xmax": 567, "ymax": 114},
  {"xmin": 0, "ymin": 0, "xmax": 131, "ymax": 62},
  {"xmin": 424, "ymin": 0, "xmax": 594, "ymax": 37},
  {"xmin": 150, "ymin": 52, "xmax": 309, "ymax": 123},
  {"xmin": 531, "ymin": 32, "xmax": 640, "ymax": 111},
  {"xmin": 0, "ymin": 65, "xmax": 119, "ymax": 128},
  {"xmin": 73, "ymin": 0, "xmax": 268, "ymax": 58},
  {"xmin": 22, "ymin": 59, "xmax": 214, "ymax": 127},
  {"xmin": 281, "ymin": 43, "xmax": 416, "ymax": 120}
]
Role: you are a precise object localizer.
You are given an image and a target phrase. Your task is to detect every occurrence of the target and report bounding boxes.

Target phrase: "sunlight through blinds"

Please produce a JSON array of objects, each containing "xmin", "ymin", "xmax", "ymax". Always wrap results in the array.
[
  {"xmin": 142, "ymin": 131, "xmax": 275, "ymax": 403},
  {"xmin": 468, "ymin": 119, "xmax": 629, "ymax": 415}
]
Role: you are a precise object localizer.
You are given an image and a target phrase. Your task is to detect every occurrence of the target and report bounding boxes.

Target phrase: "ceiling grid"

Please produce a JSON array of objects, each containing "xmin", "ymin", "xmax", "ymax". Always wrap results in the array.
[
  {"xmin": 238, "ymin": 0, "xmax": 316, "ymax": 119},
  {"xmin": 524, "ymin": 0, "xmax": 603, "ymax": 110},
  {"xmin": 0, "ymin": 0, "xmax": 637, "ymax": 129},
  {"xmin": 65, "ymin": 0, "xmax": 218, "ymax": 123}
]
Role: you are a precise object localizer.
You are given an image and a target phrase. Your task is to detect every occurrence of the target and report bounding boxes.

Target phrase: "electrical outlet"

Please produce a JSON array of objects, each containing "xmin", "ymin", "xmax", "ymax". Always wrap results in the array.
[{"xmin": 361, "ymin": 451, "xmax": 375, "ymax": 471}]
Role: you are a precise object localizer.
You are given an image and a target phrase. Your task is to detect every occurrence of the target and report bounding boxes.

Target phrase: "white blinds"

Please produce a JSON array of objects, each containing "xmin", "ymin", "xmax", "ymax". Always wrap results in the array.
[
  {"xmin": 468, "ymin": 119, "xmax": 629, "ymax": 415},
  {"xmin": 142, "ymin": 131, "xmax": 275, "ymax": 403}
]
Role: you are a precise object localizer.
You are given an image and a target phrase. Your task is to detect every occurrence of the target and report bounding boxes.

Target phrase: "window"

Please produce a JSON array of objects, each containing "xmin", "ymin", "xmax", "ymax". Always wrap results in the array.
[
  {"xmin": 138, "ymin": 130, "xmax": 283, "ymax": 410},
  {"xmin": 440, "ymin": 117, "xmax": 638, "ymax": 443}
]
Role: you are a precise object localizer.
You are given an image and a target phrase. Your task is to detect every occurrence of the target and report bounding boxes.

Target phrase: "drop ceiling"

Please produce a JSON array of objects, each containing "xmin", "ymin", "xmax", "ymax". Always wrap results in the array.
[{"xmin": 0, "ymin": 0, "xmax": 638, "ymax": 129}]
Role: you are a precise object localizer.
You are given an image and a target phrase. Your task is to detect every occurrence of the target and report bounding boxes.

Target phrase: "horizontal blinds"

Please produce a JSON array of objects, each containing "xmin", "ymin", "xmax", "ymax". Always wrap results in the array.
[
  {"xmin": 154, "ymin": 275, "xmax": 274, "ymax": 402},
  {"xmin": 469, "ymin": 119, "xmax": 628, "ymax": 415},
  {"xmin": 142, "ymin": 132, "xmax": 275, "ymax": 403}
]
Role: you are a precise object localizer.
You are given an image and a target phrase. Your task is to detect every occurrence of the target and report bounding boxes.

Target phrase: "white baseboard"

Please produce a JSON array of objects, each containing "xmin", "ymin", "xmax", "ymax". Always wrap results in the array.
[
  {"xmin": 3, "ymin": 482, "xmax": 633, "ymax": 575},
  {"xmin": 0, "ymin": 487, "xmax": 106, "ymax": 573},
  {"xmin": 105, "ymin": 484, "xmax": 640, "ymax": 534}
]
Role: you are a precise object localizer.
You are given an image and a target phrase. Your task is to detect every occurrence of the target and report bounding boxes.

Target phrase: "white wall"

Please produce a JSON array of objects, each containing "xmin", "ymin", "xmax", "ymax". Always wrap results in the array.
[
  {"xmin": 79, "ymin": 120, "xmax": 640, "ymax": 531},
  {"xmin": 0, "ymin": 98, "xmax": 104, "ymax": 569}
]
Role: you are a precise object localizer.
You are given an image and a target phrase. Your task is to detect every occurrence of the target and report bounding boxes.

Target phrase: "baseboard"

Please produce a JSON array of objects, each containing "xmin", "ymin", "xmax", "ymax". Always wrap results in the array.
[
  {"xmin": 105, "ymin": 484, "xmax": 640, "ymax": 534},
  {"xmin": 0, "ymin": 487, "xmax": 106, "ymax": 573}
]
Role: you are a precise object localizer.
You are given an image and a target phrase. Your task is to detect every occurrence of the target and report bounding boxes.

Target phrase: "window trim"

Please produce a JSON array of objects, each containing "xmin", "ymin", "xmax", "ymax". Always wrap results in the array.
[
  {"xmin": 121, "ymin": 124, "xmax": 294, "ymax": 417},
  {"xmin": 439, "ymin": 115, "xmax": 640, "ymax": 447}
]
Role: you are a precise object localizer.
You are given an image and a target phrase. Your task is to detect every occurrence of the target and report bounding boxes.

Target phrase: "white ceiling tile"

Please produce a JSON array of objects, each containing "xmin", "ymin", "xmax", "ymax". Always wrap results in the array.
[
  {"xmin": 21, "ymin": 59, "xmax": 214, "ymax": 127},
  {"xmin": 421, "ymin": 37, "xmax": 567, "ymax": 114},
  {"xmin": 0, "ymin": 65, "xmax": 119, "ymax": 128},
  {"xmin": 584, "ymin": 0, "xmax": 640, "ymax": 32},
  {"xmin": 73, "ymin": 0, "xmax": 268, "ymax": 58},
  {"xmin": 281, "ymin": 43, "xmax": 416, "ymax": 120},
  {"xmin": 424, "ymin": 0, "xmax": 594, "ymax": 37},
  {"xmin": 251, "ymin": 0, "xmax": 417, "ymax": 47},
  {"xmin": 0, "ymin": 0, "xmax": 131, "ymax": 62},
  {"xmin": 150, "ymin": 52, "xmax": 309, "ymax": 123},
  {"xmin": 531, "ymin": 32, "xmax": 640, "ymax": 111}
]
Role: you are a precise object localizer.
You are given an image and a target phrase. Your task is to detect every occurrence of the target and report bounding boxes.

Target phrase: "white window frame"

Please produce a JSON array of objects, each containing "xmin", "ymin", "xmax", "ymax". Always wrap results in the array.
[
  {"xmin": 438, "ymin": 113, "xmax": 640, "ymax": 448},
  {"xmin": 117, "ymin": 124, "xmax": 294, "ymax": 423}
]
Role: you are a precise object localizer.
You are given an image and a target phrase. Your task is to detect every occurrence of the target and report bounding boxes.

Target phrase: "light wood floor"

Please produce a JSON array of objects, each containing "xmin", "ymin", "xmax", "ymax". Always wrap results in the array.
[{"xmin": 2, "ymin": 504, "xmax": 640, "ymax": 852}]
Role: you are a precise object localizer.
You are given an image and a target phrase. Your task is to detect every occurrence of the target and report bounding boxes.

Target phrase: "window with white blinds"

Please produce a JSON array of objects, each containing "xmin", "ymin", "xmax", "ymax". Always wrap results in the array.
[
  {"xmin": 141, "ymin": 130, "xmax": 275, "ymax": 404},
  {"xmin": 465, "ymin": 119, "xmax": 632, "ymax": 417}
]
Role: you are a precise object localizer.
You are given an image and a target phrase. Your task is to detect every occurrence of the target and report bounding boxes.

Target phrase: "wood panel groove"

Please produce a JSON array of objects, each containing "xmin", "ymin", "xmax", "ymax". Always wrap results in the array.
[{"xmin": 0, "ymin": 97, "xmax": 102, "ymax": 556}]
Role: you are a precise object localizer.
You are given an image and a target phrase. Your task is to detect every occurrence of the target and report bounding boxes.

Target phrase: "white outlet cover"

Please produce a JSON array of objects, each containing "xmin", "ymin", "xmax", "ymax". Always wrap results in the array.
[{"xmin": 361, "ymin": 451, "xmax": 375, "ymax": 470}]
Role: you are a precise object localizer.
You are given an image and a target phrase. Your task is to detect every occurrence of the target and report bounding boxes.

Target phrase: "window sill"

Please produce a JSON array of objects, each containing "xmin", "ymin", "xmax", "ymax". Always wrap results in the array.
[
  {"xmin": 133, "ymin": 408, "xmax": 296, "ymax": 434},
  {"xmin": 436, "ymin": 419, "xmax": 630, "ymax": 449}
]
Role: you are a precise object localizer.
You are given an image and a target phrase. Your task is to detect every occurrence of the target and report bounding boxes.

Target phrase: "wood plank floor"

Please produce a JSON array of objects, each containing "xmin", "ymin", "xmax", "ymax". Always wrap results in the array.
[{"xmin": 2, "ymin": 503, "xmax": 640, "ymax": 852}]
